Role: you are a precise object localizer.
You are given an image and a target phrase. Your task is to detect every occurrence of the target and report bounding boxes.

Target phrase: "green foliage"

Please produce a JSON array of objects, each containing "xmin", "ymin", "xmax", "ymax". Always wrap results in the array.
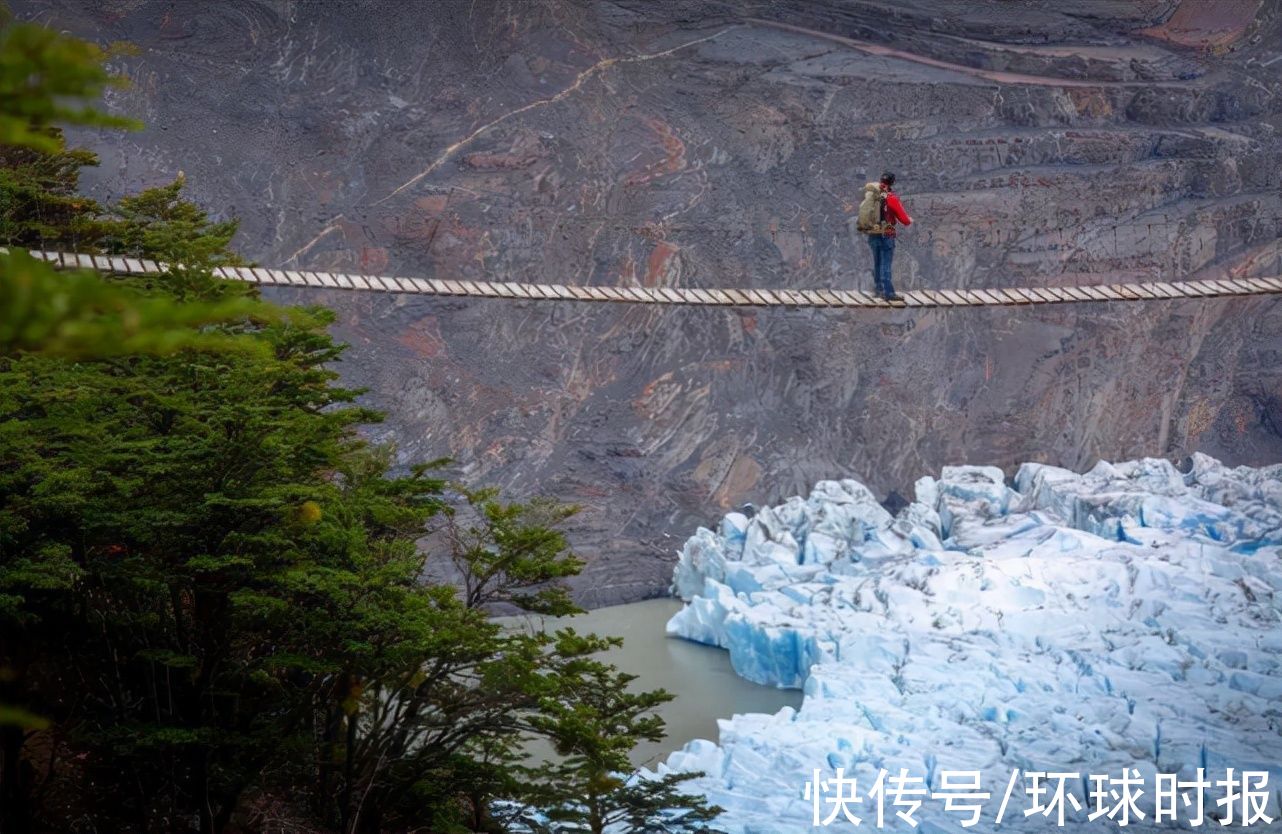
[
  {"xmin": 0, "ymin": 12, "xmax": 722, "ymax": 834},
  {"xmin": 0, "ymin": 15, "xmax": 139, "ymax": 152},
  {"xmin": 442, "ymin": 486, "xmax": 585, "ymax": 614},
  {"xmin": 0, "ymin": 18, "xmax": 274, "ymax": 363},
  {"xmin": 0, "ymin": 248, "xmax": 276, "ymax": 358},
  {"xmin": 513, "ymin": 640, "xmax": 724, "ymax": 834},
  {"xmin": 0, "ymin": 128, "xmax": 107, "ymax": 248}
]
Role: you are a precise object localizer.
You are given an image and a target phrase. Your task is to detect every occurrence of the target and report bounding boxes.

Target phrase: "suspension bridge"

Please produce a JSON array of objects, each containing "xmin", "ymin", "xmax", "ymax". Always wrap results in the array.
[{"xmin": 18, "ymin": 248, "xmax": 1282, "ymax": 308}]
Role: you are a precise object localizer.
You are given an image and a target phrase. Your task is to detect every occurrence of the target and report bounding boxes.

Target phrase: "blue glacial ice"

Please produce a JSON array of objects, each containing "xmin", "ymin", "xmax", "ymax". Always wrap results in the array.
[{"xmin": 654, "ymin": 454, "xmax": 1282, "ymax": 832}]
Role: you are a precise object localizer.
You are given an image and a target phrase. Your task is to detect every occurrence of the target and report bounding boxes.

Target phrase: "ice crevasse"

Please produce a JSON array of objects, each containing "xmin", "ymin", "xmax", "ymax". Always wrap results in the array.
[{"xmin": 655, "ymin": 454, "xmax": 1282, "ymax": 832}]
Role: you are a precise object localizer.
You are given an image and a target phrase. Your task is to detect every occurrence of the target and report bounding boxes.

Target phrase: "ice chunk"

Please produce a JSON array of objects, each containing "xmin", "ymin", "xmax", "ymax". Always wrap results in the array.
[{"xmin": 659, "ymin": 455, "xmax": 1282, "ymax": 833}]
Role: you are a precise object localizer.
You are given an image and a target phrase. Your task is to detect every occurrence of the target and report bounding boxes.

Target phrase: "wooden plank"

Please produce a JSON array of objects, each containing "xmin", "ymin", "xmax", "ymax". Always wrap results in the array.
[
  {"xmin": 721, "ymin": 289, "xmax": 752, "ymax": 306},
  {"xmin": 899, "ymin": 291, "xmax": 927, "ymax": 307},
  {"xmin": 122, "ymin": 258, "xmax": 145, "ymax": 273},
  {"xmin": 918, "ymin": 289, "xmax": 951, "ymax": 307},
  {"xmin": 611, "ymin": 287, "xmax": 639, "ymax": 302},
  {"xmin": 1218, "ymin": 278, "xmax": 1254, "ymax": 294}
]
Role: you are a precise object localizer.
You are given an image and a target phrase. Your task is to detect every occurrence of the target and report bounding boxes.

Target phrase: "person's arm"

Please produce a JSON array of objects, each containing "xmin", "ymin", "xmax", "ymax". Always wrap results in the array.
[{"xmin": 886, "ymin": 194, "xmax": 912, "ymax": 226}]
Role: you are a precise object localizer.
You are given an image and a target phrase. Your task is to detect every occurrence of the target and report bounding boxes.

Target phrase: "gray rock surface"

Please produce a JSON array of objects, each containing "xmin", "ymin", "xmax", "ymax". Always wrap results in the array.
[{"xmin": 22, "ymin": 0, "xmax": 1282, "ymax": 605}]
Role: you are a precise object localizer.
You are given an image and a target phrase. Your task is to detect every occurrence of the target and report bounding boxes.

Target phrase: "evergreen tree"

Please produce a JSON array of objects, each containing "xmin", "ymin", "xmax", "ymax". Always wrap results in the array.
[{"xmin": 0, "ymin": 12, "xmax": 723, "ymax": 834}]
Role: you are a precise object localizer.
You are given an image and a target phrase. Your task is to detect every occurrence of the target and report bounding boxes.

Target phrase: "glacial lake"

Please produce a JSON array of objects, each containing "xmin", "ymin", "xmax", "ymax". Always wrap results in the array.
[{"xmin": 500, "ymin": 597, "xmax": 803, "ymax": 768}]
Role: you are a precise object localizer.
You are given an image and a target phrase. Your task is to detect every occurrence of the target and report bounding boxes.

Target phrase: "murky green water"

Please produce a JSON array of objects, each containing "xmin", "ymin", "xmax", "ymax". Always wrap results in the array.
[{"xmin": 500, "ymin": 597, "xmax": 802, "ymax": 768}]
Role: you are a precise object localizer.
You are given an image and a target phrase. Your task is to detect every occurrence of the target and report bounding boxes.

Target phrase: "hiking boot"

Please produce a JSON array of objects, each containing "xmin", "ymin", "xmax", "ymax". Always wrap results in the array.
[{"xmin": 882, "ymin": 291, "xmax": 903, "ymax": 303}]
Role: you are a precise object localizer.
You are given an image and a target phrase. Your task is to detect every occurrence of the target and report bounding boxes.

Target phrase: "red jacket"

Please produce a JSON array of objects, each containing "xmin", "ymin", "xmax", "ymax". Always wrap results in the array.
[{"xmin": 882, "ymin": 188, "xmax": 912, "ymax": 236}]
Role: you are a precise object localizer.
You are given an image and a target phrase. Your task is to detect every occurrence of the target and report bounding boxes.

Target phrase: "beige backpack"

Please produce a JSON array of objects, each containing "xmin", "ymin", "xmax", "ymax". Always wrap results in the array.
[{"xmin": 855, "ymin": 182, "xmax": 886, "ymax": 234}]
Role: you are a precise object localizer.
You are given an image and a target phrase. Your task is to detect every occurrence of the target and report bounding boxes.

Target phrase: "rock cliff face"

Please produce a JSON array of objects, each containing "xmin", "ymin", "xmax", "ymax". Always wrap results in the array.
[{"xmin": 24, "ymin": 0, "xmax": 1282, "ymax": 604}]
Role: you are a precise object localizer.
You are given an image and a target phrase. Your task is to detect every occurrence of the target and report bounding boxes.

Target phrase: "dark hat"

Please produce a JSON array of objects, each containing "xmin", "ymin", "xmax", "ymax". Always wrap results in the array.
[{"xmin": 880, "ymin": 171, "xmax": 896, "ymax": 185}]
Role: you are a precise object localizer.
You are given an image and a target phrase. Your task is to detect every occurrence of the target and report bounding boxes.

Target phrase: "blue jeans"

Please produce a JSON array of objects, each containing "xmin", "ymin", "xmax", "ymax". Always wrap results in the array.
[{"xmin": 867, "ymin": 234, "xmax": 896, "ymax": 296}]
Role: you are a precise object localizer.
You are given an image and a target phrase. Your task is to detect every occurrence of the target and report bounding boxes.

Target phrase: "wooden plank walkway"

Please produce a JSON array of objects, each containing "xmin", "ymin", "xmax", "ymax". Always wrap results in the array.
[{"xmin": 16, "ymin": 249, "xmax": 1282, "ymax": 309}]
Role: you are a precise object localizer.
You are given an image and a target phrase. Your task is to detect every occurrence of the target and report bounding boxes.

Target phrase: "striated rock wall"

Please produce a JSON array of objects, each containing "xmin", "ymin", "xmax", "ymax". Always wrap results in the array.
[{"xmin": 25, "ymin": 0, "xmax": 1282, "ymax": 604}]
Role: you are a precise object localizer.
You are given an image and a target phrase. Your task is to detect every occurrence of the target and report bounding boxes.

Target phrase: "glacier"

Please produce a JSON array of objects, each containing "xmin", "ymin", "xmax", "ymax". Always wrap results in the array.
[{"xmin": 655, "ymin": 454, "xmax": 1282, "ymax": 832}]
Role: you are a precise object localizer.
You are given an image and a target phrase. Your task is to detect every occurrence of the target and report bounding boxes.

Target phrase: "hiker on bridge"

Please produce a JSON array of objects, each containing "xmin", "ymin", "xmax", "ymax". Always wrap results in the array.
[{"xmin": 857, "ymin": 171, "xmax": 913, "ymax": 302}]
